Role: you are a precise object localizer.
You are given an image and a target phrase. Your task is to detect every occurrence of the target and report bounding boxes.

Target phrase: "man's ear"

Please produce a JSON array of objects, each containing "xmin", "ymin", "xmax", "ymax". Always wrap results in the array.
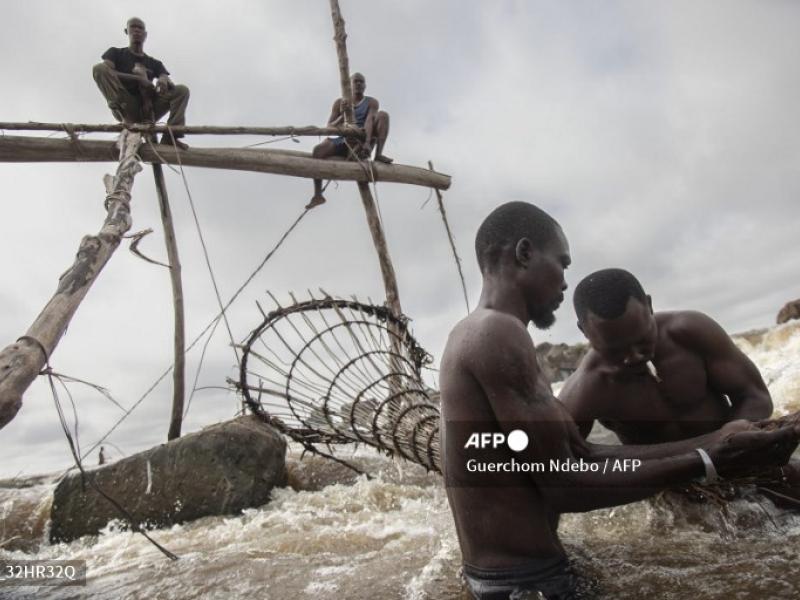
[
  {"xmin": 646, "ymin": 294, "xmax": 653, "ymax": 313},
  {"xmin": 515, "ymin": 237, "xmax": 534, "ymax": 265}
]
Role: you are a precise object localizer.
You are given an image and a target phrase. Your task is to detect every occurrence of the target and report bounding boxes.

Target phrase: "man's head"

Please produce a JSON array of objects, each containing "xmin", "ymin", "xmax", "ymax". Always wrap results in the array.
[
  {"xmin": 351, "ymin": 72, "xmax": 366, "ymax": 96},
  {"xmin": 125, "ymin": 17, "xmax": 147, "ymax": 45},
  {"xmin": 573, "ymin": 268, "xmax": 656, "ymax": 372},
  {"xmin": 475, "ymin": 201, "xmax": 570, "ymax": 329}
]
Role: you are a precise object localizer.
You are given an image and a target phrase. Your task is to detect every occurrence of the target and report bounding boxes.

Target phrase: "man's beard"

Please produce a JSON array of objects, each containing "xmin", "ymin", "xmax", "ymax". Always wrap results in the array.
[{"xmin": 531, "ymin": 309, "xmax": 556, "ymax": 330}]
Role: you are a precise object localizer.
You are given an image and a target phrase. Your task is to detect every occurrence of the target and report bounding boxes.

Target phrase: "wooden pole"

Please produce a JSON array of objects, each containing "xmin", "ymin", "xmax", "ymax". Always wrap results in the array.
[
  {"xmin": 327, "ymin": 0, "xmax": 403, "ymax": 317},
  {"xmin": 0, "ymin": 132, "xmax": 143, "ymax": 429},
  {"xmin": 0, "ymin": 121, "xmax": 364, "ymax": 139},
  {"xmin": 356, "ymin": 183, "xmax": 402, "ymax": 316},
  {"xmin": 0, "ymin": 135, "xmax": 451, "ymax": 191},
  {"xmin": 328, "ymin": 0, "xmax": 356, "ymax": 126},
  {"xmin": 151, "ymin": 164, "xmax": 186, "ymax": 440}
]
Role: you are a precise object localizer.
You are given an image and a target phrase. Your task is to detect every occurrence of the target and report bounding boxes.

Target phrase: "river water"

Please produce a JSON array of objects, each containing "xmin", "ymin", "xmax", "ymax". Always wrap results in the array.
[{"xmin": 2, "ymin": 321, "xmax": 799, "ymax": 599}]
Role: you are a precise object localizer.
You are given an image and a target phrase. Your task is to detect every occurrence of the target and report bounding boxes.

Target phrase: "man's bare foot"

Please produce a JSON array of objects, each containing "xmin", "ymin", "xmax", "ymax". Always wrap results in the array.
[
  {"xmin": 355, "ymin": 144, "xmax": 372, "ymax": 160},
  {"xmin": 305, "ymin": 194, "xmax": 326, "ymax": 209},
  {"xmin": 374, "ymin": 154, "xmax": 393, "ymax": 164}
]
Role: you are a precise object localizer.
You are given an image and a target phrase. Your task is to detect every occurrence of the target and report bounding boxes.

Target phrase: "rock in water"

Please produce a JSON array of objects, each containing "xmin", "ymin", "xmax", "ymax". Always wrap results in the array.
[
  {"xmin": 49, "ymin": 416, "xmax": 286, "ymax": 543},
  {"xmin": 777, "ymin": 299, "xmax": 800, "ymax": 324},
  {"xmin": 536, "ymin": 342, "xmax": 589, "ymax": 383}
]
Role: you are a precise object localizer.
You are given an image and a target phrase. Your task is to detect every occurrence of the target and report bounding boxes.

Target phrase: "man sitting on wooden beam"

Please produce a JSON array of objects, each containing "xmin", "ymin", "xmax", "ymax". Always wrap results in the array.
[
  {"xmin": 92, "ymin": 17, "xmax": 190, "ymax": 150},
  {"xmin": 307, "ymin": 72, "xmax": 392, "ymax": 209}
]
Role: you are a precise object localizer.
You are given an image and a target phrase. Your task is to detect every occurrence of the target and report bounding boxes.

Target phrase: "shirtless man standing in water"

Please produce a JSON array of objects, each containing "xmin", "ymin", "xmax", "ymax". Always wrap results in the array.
[{"xmin": 439, "ymin": 202, "xmax": 800, "ymax": 599}]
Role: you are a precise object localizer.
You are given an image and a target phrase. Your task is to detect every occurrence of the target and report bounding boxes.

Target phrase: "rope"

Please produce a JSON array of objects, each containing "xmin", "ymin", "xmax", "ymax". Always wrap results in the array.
[
  {"xmin": 428, "ymin": 160, "xmax": 470, "ymax": 314},
  {"xmin": 17, "ymin": 336, "xmax": 178, "ymax": 561},
  {"xmin": 165, "ymin": 124, "xmax": 239, "ymax": 365},
  {"xmin": 241, "ymin": 135, "xmax": 301, "ymax": 148},
  {"xmin": 344, "ymin": 140, "xmax": 386, "ymax": 227},
  {"xmin": 81, "ymin": 207, "xmax": 310, "ymax": 459}
]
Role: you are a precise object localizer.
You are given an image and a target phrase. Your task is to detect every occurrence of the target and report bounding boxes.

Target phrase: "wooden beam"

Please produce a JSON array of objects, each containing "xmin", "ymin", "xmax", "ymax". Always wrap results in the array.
[
  {"xmin": 0, "ymin": 121, "xmax": 365, "ymax": 139},
  {"xmin": 0, "ymin": 135, "xmax": 451, "ymax": 191},
  {"xmin": 152, "ymin": 164, "xmax": 186, "ymax": 441},
  {"xmin": 0, "ymin": 132, "xmax": 144, "ymax": 430}
]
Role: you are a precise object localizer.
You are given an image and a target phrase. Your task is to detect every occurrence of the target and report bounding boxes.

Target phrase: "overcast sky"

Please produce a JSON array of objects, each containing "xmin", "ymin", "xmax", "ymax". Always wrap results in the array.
[{"xmin": 1, "ymin": 1, "xmax": 798, "ymax": 477}]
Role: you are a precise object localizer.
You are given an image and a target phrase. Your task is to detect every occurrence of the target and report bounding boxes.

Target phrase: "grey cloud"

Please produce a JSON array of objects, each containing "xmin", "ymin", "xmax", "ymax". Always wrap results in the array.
[{"xmin": 1, "ymin": 1, "xmax": 798, "ymax": 476}]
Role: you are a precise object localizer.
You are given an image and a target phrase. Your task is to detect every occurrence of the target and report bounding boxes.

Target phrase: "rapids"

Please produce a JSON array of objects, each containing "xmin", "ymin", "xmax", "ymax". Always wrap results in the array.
[{"xmin": 2, "ymin": 321, "xmax": 799, "ymax": 599}]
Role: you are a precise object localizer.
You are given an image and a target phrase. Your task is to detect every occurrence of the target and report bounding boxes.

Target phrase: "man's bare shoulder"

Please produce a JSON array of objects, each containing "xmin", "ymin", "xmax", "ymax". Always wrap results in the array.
[
  {"xmin": 658, "ymin": 310, "xmax": 732, "ymax": 351},
  {"xmin": 559, "ymin": 350, "xmax": 607, "ymax": 406},
  {"xmin": 454, "ymin": 308, "xmax": 529, "ymax": 344},
  {"xmin": 445, "ymin": 309, "xmax": 533, "ymax": 371}
]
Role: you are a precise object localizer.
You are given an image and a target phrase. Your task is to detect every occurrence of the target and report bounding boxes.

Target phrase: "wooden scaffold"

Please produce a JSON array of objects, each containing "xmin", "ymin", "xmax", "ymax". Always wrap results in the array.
[{"xmin": 0, "ymin": 0, "xmax": 452, "ymax": 444}]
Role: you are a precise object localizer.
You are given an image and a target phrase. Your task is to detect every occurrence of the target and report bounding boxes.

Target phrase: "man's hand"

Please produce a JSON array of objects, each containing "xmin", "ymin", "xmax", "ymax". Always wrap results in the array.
[
  {"xmin": 716, "ymin": 419, "xmax": 757, "ymax": 440},
  {"xmin": 707, "ymin": 423, "xmax": 800, "ymax": 477},
  {"xmin": 156, "ymin": 76, "xmax": 172, "ymax": 95},
  {"xmin": 132, "ymin": 64, "xmax": 154, "ymax": 91}
]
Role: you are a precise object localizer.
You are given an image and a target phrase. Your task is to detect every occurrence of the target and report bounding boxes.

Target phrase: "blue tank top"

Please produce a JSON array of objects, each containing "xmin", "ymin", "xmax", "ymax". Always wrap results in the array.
[{"xmin": 353, "ymin": 97, "xmax": 371, "ymax": 128}]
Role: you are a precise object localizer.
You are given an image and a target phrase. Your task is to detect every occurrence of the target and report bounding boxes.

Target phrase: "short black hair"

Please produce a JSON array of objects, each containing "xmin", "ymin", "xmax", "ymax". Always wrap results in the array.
[
  {"xmin": 573, "ymin": 268, "xmax": 647, "ymax": 324},
  {"xmin": 475, "ymin": 202, "xmax": 561, "ymax": 272}
]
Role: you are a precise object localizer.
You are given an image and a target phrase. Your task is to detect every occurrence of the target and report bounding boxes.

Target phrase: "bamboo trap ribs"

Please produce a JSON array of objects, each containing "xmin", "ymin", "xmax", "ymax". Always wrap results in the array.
[{"xmin": 236, "ymin": 294, "xmax": 441, "ymax": 473}]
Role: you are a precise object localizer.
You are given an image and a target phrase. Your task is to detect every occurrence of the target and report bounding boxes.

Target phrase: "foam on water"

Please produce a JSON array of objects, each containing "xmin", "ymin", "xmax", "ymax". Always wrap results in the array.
[
  {"xmin": 2, "ymin": 322, "xmax": 800, "ymax": 598},
  {"xmin": 734, "ymin": 321, "xmax": 800, "ymax": 416}
]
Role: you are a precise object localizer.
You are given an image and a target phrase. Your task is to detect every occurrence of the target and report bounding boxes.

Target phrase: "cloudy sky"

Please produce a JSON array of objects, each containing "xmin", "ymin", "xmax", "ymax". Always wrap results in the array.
[{"xmin": 1, "ymin": 1, "xmax": 798, "ymax": 477}]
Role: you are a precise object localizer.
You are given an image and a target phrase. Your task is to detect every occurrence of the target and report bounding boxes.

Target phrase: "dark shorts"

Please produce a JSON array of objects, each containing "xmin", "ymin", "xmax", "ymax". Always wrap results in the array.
[
  {"xmin": 462, "ymin": 556, "xmax": 588, "ymax": 600},
  {"xmin": 329, "ymin": 136, "xmax": 351, "ymax": 156}
]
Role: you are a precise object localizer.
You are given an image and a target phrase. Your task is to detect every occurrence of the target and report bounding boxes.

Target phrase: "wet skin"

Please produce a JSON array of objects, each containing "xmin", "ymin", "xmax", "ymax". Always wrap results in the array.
[
  {"xmin": 440, "ymin": 224, "xmax": 800, "ymax": 572},
  {"xmin": 560, "ymin": 301, "xmax": 773, "ymax": 444}
]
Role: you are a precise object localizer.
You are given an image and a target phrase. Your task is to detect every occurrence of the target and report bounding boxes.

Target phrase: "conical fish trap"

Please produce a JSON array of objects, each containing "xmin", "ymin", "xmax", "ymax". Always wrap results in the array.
[{"xmin": 238, "ymin": 294, "xmax": 441, "ymax": 472}]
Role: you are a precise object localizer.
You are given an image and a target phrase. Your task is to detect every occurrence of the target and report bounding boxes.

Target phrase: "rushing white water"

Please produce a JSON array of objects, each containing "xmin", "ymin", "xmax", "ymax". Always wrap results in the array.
[{"xmin": 2, "ymin": 321, "xmax": 800, "ymax": 599}]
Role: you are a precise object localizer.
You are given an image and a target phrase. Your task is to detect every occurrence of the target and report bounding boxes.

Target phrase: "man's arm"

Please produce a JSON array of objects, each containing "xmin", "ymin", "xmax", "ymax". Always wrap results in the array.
[
  {"xmin": 326, "ymin": 99, "xmax": 343, "ymax": 127},
  {"xmin": 672, "ymin": 311, "xmax": 773, "ymax": 420},
  {"xmin": 468, "ymin": 312, "xmax": 797, "ymax": 513},
  {"xmin": 585, "ymin": 420, "xmax": 752, "ymax": 460},
  {"xmin": 99, "ymin": 55, "xmax": 154, "ymax": 89},
  {"xmin": 467, "ymin": 313, "xmax": 704, "ymax": 512},
  {"xmin": 365, "ymin": 97, "xmax": 380, "ymax": 120},
  {"xmin": 558, "ymin": 368, "xmax": 597, "ymax": 438},
  {"xmin": 152, "ymin": 59, "xmax": 173, "ymax": 94}
]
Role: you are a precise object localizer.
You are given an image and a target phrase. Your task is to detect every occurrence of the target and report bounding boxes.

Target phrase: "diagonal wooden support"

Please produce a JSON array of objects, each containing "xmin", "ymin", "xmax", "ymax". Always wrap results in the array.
[{"xmin": 0, "ymin": 132, "xmax": 143, "ymax": 429}]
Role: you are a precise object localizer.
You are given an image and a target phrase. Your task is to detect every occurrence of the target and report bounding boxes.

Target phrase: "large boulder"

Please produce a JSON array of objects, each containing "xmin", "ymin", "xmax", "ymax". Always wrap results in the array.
[
  {"xmin": 536, "ymin": 342, "xmax": 588, "ymax": 383},
  {"xmin": 50, "ymin": 416, "xmax": 286, "ymax": 543},
  {"xmin": 777, "ymin": 299, "xmax": 800, "ymax": 324}
]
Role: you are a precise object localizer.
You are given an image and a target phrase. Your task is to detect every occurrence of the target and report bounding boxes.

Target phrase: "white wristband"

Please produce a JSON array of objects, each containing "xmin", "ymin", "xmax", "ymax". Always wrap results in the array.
[{"xmin": 695, "ymin": 448, "xmax": 720, "ymax": 484}]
